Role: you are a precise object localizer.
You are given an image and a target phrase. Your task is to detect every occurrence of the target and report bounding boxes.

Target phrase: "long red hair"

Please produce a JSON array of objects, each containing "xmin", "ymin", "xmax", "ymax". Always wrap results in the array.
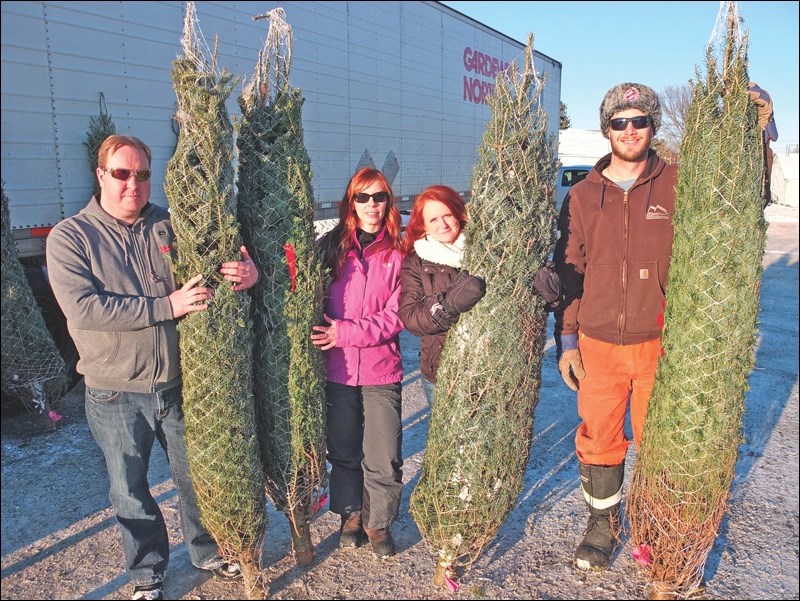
[
  {"xmin": 320, "ymin": 167, "xmax": 402, "ymax": 277},
  {"xmin": 401, "ymin": 185, "xmax": 468, "ymax": 254}
]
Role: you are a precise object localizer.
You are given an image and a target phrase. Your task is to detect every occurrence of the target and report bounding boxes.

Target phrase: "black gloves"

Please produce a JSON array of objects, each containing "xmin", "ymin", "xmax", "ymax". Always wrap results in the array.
[
  {"xmin": 533, "ymin": 261, "xmax": 567, "ymax": 312},
  {"xmin": 440, "ymin": 271, "xmax": 486, "ymax": 316}
]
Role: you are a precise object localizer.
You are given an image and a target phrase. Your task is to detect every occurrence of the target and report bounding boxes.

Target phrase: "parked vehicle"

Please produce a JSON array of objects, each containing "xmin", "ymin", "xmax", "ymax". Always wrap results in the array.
[{"xmin": 555, "ymin": 164, "xmax": 592, "ymax": 210}]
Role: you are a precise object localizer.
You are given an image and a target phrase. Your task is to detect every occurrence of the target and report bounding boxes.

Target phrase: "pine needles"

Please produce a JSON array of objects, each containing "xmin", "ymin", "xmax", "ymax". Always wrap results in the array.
[
  {"xmin": 164, "ymin": 3, "xmax": 266, "ymax": 597},
  {"xmin": 84, "ymin": 93, "xmax": 116, "ymax": 198},
  {"xmin": 237, "ymin": 8, "xmax": 327, "ymax": 568},
  {"xmin": 409, "ymin": 34, "xmax": 558, "ymax": 587},
  {"xmin": 627, "ymin": 3, "xmax": 766, "ymax": 597},
  {"xmin": 1, "ymin": 182, "xmax": 67, "ymax": 416}
]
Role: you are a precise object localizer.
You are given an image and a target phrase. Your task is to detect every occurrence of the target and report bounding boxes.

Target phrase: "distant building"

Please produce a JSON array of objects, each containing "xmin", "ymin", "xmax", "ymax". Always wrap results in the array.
[
  {"xmin": 772, "ymin": 151, "xmax": 799, "ymax": 208},
  {"xmin": 558, "ymin": 129, "xmax": 610, "ymax": 167}
]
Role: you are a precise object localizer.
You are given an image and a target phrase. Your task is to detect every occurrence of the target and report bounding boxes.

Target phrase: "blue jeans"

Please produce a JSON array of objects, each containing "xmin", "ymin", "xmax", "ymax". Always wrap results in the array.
[
  {"xmin": 422, "ymin": 377, "xmax": 436, "ymax": 405},
  {"xmin": 85, "ymin": 385, "xmax": 219, "ymax": 586}
]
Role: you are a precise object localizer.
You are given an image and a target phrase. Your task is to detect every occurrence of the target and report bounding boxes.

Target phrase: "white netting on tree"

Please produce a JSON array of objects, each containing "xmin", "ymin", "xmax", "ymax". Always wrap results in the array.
[
  {"xmin": 164, "ymin": 3, "xmax": 266, "ymax": 597},
  {"xmin": 707, "ymin": 0, "xmax": 745, "ymax": 73},
  {"xmin": 409, "ymin": 35, "xmax": 558, "ymax": 587},
  {"xmin": 237, "ymin": 7, "xmax": 328, "ymax": 567},
  {"xmin": 1, "ymin": 183, "xmax": 67, "ymax": 415},
  {"xmin": 628, "ymin": 3, "xmax": 765, "ymax": 598}
]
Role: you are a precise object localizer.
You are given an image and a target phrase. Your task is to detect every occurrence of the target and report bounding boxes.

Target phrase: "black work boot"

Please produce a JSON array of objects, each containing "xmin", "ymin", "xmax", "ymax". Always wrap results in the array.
[
  {"xmin": 364, "ymin": 526, "xmax": 395, "ymax": 559},
  {"xmin": 338, "ymin": 511, "xmax": 365, "ymax": 549},
  {"xmin": 574, "ymin": 462, "xmax": 625, "ymax": 571}
]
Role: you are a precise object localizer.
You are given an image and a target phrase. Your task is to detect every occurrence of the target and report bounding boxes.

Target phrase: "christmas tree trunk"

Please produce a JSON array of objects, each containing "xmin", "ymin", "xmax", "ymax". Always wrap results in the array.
[
  {"xmin": 237, "ymin": 8, "xmax": 327, "ymax": 568},
  {"xmin": 164, "ymin": 4, "xmax": 266, "ymax": 598},
  {"xmin": 627, "ymin": 4, "xmax": 766, "ymax": 599},
  {"xmin": 1, "ymin": 182, "xmax": 67, "ymax": 418},
  {"xmin": 409, "ymin": 34, "xmax": 557, "ymax": 589}
]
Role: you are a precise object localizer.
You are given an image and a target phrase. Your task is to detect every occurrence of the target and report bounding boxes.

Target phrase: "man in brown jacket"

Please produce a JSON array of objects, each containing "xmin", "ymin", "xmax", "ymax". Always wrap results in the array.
[
  {"xmin": 553, "ymin": 82, "xmax": 678, "ymax": 572},
  {"xmin": 553, "ymin": 80, "xmax": 777, "ymax": 573}
]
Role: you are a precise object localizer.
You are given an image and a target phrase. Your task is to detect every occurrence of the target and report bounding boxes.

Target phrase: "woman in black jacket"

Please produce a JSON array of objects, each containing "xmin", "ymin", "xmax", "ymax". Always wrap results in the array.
[{"xmin": 398, "ymin": 185, "xmax": 485, "ymax": 404}]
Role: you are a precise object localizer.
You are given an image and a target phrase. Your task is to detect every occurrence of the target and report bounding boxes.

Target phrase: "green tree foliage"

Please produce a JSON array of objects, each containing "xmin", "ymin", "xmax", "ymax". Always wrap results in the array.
[
  {"xmin": 409, "ymin": 34, "xmax": 558, "ymax": 587},
  {"xmin": 163, "ymin": 4, "xmax": 266, "ymax": 597},
  {"xmin": 237, "ymin": 8, "xmax": 327, "ymax": 568},
  {"xmin": 627, "ymin": 4, "xmax": 765, "ymax": 597},
  {"xmin": 559, "ymin": 100, "xmax": 571, "ymax": 130},
  {"xmin": 84, "ymin": 93, "xmax": 116, "ymax": 198},
  {"xmin": 1, "ymin": 182, "xmax": 67, "ymax": 415}
]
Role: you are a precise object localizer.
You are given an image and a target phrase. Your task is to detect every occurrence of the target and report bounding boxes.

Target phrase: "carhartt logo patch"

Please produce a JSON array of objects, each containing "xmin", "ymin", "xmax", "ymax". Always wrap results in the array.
[
  {"xmin": 646, "ymin": 204, "xmax": 669, "ymax": 220},
  {"xmin": 640, "ymin": 269, "xmax": 650, "ymax": 280}
]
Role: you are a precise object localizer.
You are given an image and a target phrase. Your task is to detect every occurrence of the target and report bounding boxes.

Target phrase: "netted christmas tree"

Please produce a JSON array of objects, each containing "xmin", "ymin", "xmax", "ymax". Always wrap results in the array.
[
  {"xmin": 164, "ymin": 3, "xmax": 266, "ymax": 597},
  {"xmin": 409, "ymin": 34, "xmax": 558, "ymax": 589},
  {"xmin": 1, "ymin": 182, "xmax": 67, "ymax": 416},
  {"xmin": 236, "ymin": 8, "xmax": 327, "ymax": 567},
  {"xmin": 627, "ymin": 3, "xmax": 766, "ymax": 599},
  {"xmin": 84, "ymin": 92, "xmax": 116, "ymax": 198}
]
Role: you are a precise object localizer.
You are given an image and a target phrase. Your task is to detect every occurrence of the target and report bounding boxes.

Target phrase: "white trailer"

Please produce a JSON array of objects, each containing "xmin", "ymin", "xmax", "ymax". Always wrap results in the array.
[{"xmin": 2, "ymin": 0, "xmax": 561, "ymax": 259}]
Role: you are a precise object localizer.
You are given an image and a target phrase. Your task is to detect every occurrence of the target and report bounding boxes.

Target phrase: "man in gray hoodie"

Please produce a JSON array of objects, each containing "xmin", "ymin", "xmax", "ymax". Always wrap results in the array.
[{"xmin": 46, "ymin": 135, "xmax": 258, "ymax": 601}]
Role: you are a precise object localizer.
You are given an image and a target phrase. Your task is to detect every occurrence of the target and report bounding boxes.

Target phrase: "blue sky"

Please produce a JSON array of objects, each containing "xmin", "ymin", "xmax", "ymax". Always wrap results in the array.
[{"xmin": 442, "ymin": 1, "xmax": 799, "ymax": 154}]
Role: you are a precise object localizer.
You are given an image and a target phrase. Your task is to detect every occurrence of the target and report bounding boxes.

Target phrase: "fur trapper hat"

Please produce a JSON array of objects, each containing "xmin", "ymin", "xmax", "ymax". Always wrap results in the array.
[{"xmin": 599, "ymin": 82, "xmax": 661, "ymax": 138}]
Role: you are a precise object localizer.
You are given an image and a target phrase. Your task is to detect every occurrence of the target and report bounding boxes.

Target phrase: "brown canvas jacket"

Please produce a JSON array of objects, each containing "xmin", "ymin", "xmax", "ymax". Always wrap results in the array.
[{"xmin": 554, "ymin": 150, "xmax": 679, "ymax": 346}]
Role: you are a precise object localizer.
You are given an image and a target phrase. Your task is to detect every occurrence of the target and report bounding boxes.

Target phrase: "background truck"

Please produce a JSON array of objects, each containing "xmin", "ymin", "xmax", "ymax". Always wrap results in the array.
[{"xmin": 1, "ymin": 0, "xmax": 561, "ymax": 374}]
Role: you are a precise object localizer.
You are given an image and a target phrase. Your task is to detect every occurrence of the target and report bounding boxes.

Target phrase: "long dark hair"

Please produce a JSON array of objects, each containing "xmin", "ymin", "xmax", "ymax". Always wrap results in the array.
[
  {"xmin": 401, "ymin": 185, "xmax": 467, "ymax": 254},
  {"xmin": 320, "ymin": 167, "xmax": 402, "ymax": 277}
]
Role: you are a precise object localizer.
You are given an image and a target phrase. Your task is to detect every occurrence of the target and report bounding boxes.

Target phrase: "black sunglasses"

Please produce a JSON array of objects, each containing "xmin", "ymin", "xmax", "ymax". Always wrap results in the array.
[
  {"xmin": 104, "ymin": 167, "xmax": 152, "ymax": 182},
  {"xmin": 609, "ymin": 116, "xmax": 652, "ymax": 131},
  {"xmin": 353, "ymin": 191, "xmax": 390, "ymax": 204}
]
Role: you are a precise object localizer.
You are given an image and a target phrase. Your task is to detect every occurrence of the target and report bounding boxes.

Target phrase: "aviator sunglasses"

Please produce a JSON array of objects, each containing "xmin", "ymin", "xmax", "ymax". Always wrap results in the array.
[
  {"xmin": 353, "ymin": 191, "xmax": 390, "ymax": 204},
  {"xmin": 103, "ymin": 167, "xmax": 152, "ymax": 182},
  {"xmin": 609, "ymin": 116, "xmax": 653, "ymax": 131}
]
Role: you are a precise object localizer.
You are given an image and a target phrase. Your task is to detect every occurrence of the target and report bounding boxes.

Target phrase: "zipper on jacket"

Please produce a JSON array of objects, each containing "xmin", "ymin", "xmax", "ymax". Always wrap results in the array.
[
  {"xmin": 618, "ymin": 190, "xmax": 630, "ymax": 345},
  {"xmin": 129, "ymin": 223, "xmax": 160, "ymax": 393}
]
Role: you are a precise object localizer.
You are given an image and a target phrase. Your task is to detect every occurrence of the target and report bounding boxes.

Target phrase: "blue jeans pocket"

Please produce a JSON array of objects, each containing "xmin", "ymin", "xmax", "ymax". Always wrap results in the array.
[
  {"xmin": 158, "ymin": 385, "xmax": 182, "ymax": 413},
  {"xmin": 86, "ymin": 386, "xmax": 122, "ymax": 404}
]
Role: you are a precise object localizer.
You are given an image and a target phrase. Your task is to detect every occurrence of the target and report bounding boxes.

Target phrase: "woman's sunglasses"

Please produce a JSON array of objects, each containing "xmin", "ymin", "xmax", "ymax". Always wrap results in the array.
[{"xmin": 353, "ymin": 191, "xmax": 390, "ymax": 204}]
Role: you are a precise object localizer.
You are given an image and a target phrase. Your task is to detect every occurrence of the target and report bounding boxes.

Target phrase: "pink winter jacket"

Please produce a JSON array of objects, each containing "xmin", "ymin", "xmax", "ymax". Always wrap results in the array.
[{"xmin": 324, "ymin": 228, "xmax": 404, "ymax": 386}]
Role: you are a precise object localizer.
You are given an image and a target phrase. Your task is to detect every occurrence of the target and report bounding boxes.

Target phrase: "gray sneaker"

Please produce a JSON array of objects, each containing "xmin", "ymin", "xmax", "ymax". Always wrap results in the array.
[
  {"xmin": 211, "ymin": 560, "xmax": 242, "ymax": 582},
  {"xmin": 131, "ymin": 583, "xmax": 163, "ymax": 600},
  {"xmin": 200, "ymin": 556, "xmax": 243, "ymax": 582}
]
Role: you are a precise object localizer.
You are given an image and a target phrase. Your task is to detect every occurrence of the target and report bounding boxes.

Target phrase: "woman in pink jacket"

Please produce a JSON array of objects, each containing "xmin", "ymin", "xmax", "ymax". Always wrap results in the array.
[{"xmin": 312, "ymin": 167, "xmax": 405, "ymax": 559}]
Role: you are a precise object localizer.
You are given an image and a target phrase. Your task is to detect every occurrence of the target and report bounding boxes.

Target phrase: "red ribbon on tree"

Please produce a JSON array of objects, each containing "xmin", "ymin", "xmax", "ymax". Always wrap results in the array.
[{"xmin": 284, "ymin": 242, "xmax": 297, "ymax": 291}]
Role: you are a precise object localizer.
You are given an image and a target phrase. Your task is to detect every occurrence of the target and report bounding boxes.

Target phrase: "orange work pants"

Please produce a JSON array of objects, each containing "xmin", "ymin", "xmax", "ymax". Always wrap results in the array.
[{"xmin": 575, "ymin": 333, "xmax": 662, "ymax": 466}]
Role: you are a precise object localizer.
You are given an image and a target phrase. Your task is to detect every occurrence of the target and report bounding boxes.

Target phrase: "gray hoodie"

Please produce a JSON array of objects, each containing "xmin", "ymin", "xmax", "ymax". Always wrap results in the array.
[{"xmin": 47, "ymin": 197, "xmax": 180, "ymax": 393}]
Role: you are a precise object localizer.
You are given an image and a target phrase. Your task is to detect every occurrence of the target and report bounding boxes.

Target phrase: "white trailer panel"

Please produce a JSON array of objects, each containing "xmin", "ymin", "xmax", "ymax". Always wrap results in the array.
[{"xmin": 1, "ymin": 0, "xmax": 561, "ymax": 258}]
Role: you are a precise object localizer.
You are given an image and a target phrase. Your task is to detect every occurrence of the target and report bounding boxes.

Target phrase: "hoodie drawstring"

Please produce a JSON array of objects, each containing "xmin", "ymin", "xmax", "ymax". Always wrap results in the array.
[
  {"xmin": 139, "ymin": 222, "xmax": 162, "ymax": 284},
  {"xmin": 644, "ymin": 178, "xmax": 654, "ymax": 218},
  {"xmin": 599, "ymin": 180, "xmax": 607, "ymax": 211},
  {"xmin": 114, "ymin": 220, "xmax": 130, "ymax": 267}
]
